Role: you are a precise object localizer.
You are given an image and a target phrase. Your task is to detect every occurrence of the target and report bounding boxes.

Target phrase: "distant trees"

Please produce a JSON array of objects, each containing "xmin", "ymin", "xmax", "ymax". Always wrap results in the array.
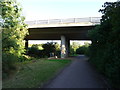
[
  {"xmin": 1, "ymin": 0, "xmax": 28, "ymax": 78},
  {"xmin": 70, "ymin": 42, "xmax": 80, "ymax": 56},
  {"xmin": 76, "ymin": 42, "xmax": 90, "ymax": 56},
  {"xmin": 89, "ymin": 1, "xmax": 120, "ymax": 88},
  {"xmin": 70, "ymin": 42, "xmax": 90, "ymax": 56},
  {"xmin": 28, "ymin": 42, "xmax": 61, "ymax": 58}
]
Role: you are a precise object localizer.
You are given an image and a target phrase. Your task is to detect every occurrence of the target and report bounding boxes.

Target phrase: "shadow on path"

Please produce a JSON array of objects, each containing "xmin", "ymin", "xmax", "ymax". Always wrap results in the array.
[{"xmin": 43, "ymin": 55, "xmax": 110, "ymax": 88}]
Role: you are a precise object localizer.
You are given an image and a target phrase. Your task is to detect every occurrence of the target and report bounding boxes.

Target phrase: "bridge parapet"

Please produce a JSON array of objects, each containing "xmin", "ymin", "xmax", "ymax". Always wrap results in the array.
[{"xmin": 25, "ymin": 17, "xmax": 101, "ymax": 27}]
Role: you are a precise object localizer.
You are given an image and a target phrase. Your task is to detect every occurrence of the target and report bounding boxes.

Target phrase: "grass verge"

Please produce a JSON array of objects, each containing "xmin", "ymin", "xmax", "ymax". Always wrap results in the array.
[{"xmin": 2, "ymin": 58, "xmax": 71, "ymax": 88}]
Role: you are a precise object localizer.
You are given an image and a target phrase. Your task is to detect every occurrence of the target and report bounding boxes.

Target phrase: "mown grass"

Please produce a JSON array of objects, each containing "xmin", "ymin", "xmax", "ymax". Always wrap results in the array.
[{"xmin": 2, "ymin": 59, "xmax": 71, "ymax": 88}]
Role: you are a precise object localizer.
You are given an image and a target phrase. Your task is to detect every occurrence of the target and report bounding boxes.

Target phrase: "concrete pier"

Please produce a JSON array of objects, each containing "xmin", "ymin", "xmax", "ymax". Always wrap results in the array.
[{"xmin": 61, "ymin": 35, "xmax": 69, "ymax": 58}]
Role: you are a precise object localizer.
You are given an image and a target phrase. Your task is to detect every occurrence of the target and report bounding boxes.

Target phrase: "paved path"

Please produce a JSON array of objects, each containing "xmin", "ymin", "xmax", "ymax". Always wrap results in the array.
[{"xmin": 44, "ymin": 55, "xmax": 109, "ymax": 88}]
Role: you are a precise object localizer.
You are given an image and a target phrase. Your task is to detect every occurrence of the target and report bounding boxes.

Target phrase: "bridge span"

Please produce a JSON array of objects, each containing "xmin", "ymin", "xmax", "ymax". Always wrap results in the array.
[{"xmin": 25, "ymin": 17, "xmax": 101, "ymax": 58}]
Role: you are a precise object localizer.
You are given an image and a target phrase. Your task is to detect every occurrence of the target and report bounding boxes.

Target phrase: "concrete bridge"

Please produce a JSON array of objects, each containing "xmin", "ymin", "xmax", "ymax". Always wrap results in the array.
[{"xmin": 25, "ymin": 17, "xmax": 101, "ymax": 58}]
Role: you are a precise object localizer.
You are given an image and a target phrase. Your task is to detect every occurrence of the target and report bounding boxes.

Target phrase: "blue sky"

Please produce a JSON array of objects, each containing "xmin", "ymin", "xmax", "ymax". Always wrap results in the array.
[{"xmin": 18, "ymin": 0, "xmax": 117, "ymax": 21}]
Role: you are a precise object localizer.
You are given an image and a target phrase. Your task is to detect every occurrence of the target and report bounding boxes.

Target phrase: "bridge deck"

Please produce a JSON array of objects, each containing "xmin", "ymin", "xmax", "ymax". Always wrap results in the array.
[{"xmin": 25, "ymin": 17, "xmax": 100, "ymax": 40}]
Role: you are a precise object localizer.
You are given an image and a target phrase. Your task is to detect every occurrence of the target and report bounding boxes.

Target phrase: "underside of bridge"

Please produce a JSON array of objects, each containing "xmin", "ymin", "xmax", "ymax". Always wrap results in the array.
[{"xmin": 25, "ymin": 26, "xmax": 95, "ymax": 58}]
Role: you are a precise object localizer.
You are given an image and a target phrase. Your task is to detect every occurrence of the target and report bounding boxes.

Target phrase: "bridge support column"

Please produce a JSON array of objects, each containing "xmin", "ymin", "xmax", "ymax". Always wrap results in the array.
[
  {"xmin": 66, "ymin": 39, "xmax": 70, "ymax": 57},
  {"xmin": 25, "ymin": 40, "xmax": 28, "ymax": 49},
  {"xmin": 61, "ymin": 35, "xmax": 69, "ymax": 58}
]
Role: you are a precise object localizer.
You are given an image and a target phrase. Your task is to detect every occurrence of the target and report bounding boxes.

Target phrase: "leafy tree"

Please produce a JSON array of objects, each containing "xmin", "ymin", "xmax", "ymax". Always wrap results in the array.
[
  {"xmin": 42, "ymin": 42, "xmax": 58, "ymax": 57},
  {"xmin": 89, "ymin": 1, "xmax": 120, "ymax": 88},
  {"xmin": 70, "ymin": 42, "xmax": 80, "ymax": 55},
  {"xmin": 70, "ymin": 45, "xmax": 75, "ymax": 55},
  {"xmin": 71, "ymin": 42, "xmax": 80, "ymax": 51},
  {"xmin": 1, "ymin": 0, "xmax": 28, "ymax": 56},
  {"xmin": 1, "ymin": 0, "xmax": 28, "ymax": 78}
]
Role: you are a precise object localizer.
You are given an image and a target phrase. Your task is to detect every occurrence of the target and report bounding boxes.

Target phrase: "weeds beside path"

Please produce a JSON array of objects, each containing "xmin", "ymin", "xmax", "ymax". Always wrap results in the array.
[{"xmin": 2, "ymin": 58, "xmax": 71, "ymax": 88}]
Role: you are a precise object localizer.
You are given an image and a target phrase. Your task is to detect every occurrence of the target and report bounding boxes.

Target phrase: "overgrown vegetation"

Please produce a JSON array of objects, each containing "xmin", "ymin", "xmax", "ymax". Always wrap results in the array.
[
  {"xmin": 3, "ymin": 58, "xmax": 71, "ymax": 88},
  {"xmin": 88, "ymin": 1, "xmax": 120, "ymax": 88},
  {"xmin": 28, "ymin": 42, "xmax": 61, "ymax": 58},
  {"xmin": 1, "ymin": 0, "xmax": 28, "ymax": 79}
]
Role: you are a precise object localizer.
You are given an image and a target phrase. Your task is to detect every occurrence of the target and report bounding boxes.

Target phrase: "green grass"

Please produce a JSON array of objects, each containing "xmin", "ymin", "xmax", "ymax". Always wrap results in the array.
[{"xmin": 2, "ymin": 59, "xmax": 71, "ymax": 88}]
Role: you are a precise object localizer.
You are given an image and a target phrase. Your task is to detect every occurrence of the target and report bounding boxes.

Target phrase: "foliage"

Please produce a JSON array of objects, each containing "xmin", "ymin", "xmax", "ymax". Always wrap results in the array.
[
  {"xmin": 76, "ymin": 43, "xmax": 90, "ymax": 56},
  {"xmin": 70, "ymin": 42, "xmax": 80, "ymax": 56},
  {"xmin": 88, "ymin": 1, "xmax": 120, "ymax": 88},
  {"xmin": 28, "ymin": 45, "xmax": 44, "ymax": 58},
  {"xmin": 70, "ymin": 45, "xmax": 76, "ymax": 55},
  {"xmin": 71, "ymin": 42, "xmax": 80, "ymax": 50},
  {"xmin": 42, "ymin": 42, "xmax": 56, "ymax": 57},
  {"xmin": 1, "ymin": 0, "xmax": 28, "ymax": 56},
  {"xmin": 28, "ymin": 42, "xmax": 61, "ymax": 58},
  {"xmin": 70, "ymin": 42, "xmax": 90, "ymax": 56},
  {"xmin": 31, "ymin": 44, "xmax": 43, "ymax": 50},
  {"xmin": 1, "ymin": 0, "xmax": 28, "ymax": 78},
  {"xmin": 18, "ymin": 55, "xmax": 35, "ymax": 62}
]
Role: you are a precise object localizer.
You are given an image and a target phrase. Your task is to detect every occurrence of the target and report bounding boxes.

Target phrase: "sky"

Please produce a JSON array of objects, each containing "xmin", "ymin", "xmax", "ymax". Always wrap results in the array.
[{"xmin": 17, "ymin": 0, "xmax": 117, "ymax": 21}]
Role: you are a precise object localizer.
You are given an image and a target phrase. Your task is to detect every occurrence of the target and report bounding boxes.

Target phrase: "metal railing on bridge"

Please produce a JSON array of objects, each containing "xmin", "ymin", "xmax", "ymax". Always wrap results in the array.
[{"xmin": 25, "ymin": 17, "xmax": 101, "ymax": 26}]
